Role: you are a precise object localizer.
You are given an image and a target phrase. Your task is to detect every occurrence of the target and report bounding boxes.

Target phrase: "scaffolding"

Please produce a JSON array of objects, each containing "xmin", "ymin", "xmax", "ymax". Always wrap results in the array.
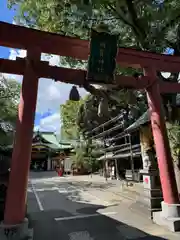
[{"xmin": 86, "ymin": 112, "xmax": 146, "ymax": 182}]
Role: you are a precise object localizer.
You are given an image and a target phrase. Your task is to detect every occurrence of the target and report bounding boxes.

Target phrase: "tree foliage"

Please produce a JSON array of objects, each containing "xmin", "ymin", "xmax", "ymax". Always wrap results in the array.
[
  {"xmin": 60, "ymin": 99, "xmax": 85, "ymax": 140},
  {"xmin": 8, "ymin": 0, "xmax": 180, "ymax": 133},
  {"xmin": 77, "ymin": 89, "xmax": 147, "ymax": 133},
  {"xmin": 71, "ymin": 139, "xmax": 100, "ymax": 172},
  {"xmin": 8, "ymin": 0, "xmax": 180, "ymax": 52},
  {"xmin": 166, "ymin": 122, "xmax": 180, "ymax": 162},
  {"xmin": 8, "ymin": 0, "xmax": 180, "ymax": 194},
  {"xmin": 0, "ymin": 75, "xmax": 21, "ymax": 145}
]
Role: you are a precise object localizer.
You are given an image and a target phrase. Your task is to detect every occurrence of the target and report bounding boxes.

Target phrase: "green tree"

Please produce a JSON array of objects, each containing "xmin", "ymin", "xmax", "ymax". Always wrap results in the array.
[
  {"xmin": 8, "ymin": 0, "xmax": 180, "ymax": 191},
  {"xmin": 71, "ymin": 139, "xmax": 101, "ymax": 173},
  {"xmin": 166, "ymin": 122, "xmax": 180, "ymax": 194},
  {"xmin": 8, "ymin": 1, "xmax": 180, "ymax": 52},
  {"xmin": 8, "ymin": 0, "xmax": 180, "ymax": 130},
  {"xmin": 77, "ymin": 89, "xmax": 147, "ymax": 135},
  {"xmin": 60, "ymin": 99, "xmax": 85, "ymax": 140},
  {"xmin": 0, "ymin": 75, "xmax": 21, "ymax": 145}
]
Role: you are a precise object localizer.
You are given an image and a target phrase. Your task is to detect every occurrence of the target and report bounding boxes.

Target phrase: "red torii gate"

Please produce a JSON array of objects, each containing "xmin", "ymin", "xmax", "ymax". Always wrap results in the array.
[{"xmin": 0, "ymin": 21, "xmax": 180, "ymax": 229}]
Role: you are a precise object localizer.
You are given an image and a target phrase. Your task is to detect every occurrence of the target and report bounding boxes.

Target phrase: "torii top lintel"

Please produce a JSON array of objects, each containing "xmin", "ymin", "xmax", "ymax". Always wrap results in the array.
[{"xmin": 1, "ymin": 21, "xmax": 180, "ymax": 73}]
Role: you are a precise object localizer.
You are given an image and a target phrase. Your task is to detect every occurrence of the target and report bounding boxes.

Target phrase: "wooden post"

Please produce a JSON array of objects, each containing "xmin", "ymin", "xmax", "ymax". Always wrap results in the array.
[
  {"xmin": 128, "ymin": 134, "xmax": 134, "ymax": 181},
  {"xmin": 145, "ymin": 68, "xmax": 179, "ymax": 204},
  {"xmin": 4, "ymin": 49, "xmax": 40, "ymax": 225}
]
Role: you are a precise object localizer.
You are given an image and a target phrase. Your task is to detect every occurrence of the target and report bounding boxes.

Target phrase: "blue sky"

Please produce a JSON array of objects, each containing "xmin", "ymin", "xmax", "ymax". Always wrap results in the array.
[
  {"xmin": 1, "ymin": 0, "xmax": 172, "ymax": 134},
  {"xmin": 0, "ymin": 0, "xmax": 87, "ymax": 134},
  {"xmin": 0, "ymin": 0, "xmax": 16, "ymax": 58},
  {"xmin": 0, "ymin": 0, "xmax": 48, "ymax": 130}
]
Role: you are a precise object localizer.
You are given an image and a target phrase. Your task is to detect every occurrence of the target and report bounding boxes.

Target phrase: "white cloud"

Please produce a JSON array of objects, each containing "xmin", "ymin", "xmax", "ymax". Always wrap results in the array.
[
  {"xmin": 5, "ymin": 43, "xmax": 180, "ymax": 134},
  {"xmin": 49, "ymin": 83, "xmax": 61, "ymax": 100},
  {"xmin": 9, "ymin": 48, "xmax": 26, "ymax": 60},
  {"xmin": 5, "ymin": 48, "xmax": 87, "ymax": 133},
  {"xmin": 161, "ymin": 72, "xmax": 171, "ymax": 79},
  {"xmin": 34, "ymin": 113, "xmax": 61, "ymax": 133},
  {"xmin": 3, "ymin": 18, "xmax": 87, "ymax": 133},
  {"xmin": 6, "ymin": 49, "xmax": 87, "ymax": 113},
  {"xmin": 41, "ymin": 113, "xmax": 60, "ymax": 125},
  {"xmin": 160, "ymin": 72, "xmax": 180, "ymax": 80}
]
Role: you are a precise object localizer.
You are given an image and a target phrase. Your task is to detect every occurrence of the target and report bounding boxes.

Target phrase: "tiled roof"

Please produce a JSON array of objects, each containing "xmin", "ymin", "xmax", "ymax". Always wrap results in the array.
[{"xmin": 33, "ymin": 131, "xmax": 73, "ymax": 150}]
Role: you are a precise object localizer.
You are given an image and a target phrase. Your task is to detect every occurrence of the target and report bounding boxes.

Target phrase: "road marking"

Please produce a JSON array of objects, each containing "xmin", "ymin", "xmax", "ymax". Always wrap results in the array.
[
  {"xmin": 55, "ymin": 211, "xmax": 117, "ymax": 221},
  {"xmin": 29, "ymin": 178, "xmax": 110, "ymax": 207},
  {"xmin": 29, "ymin": 177, "xmax": 66, "ymax": 184},
  {"xmin": 58, "ymin": 188, "xmax": 69, "ymax": 193},
  {"xmin": 30, "ymin": 181, "xmax": 44, "ymax": 211},
  {"xmin": 31, "ymin": 187, "xmax": 60, "ymax": 192}
]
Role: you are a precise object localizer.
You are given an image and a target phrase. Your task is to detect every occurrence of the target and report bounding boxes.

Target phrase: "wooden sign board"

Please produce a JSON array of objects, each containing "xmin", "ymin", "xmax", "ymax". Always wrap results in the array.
[{"xmin": 87, "ymin": 29, "xmax": 118, "ymax": 84}]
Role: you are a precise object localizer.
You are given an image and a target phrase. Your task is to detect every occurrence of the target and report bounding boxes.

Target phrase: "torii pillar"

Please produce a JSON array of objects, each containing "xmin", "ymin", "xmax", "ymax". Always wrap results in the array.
[
  {"xmin": 145, "ymin": 68, "xmax": 180, "ymax": 231},
  {"xmin": 0, "ymin": 49, "xmax": 40, "ymax": 239}
]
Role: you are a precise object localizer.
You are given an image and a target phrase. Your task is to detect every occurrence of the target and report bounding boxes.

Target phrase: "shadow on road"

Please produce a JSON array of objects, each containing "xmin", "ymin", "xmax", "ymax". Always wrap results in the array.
[
  {"xmin": 28, "ymin": 177, "xmax": 169, "ymax": 240},
  {"xmin": 28, "ymin": 203, "xmax": 168, "ymax": 240}
]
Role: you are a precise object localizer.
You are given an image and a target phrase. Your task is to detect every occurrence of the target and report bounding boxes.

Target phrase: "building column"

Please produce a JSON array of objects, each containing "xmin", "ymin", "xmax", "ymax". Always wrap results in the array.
[
  {"xmin": 4, "ymin": 49, "xmax": 40, "ymax": 225},
  {"xmin": 145, "ymin": 68, "xmax": 180, "ymax": 231},
  {"xmin": 47, "ymin": 155, "xmax": 51, "ymax": 171}
]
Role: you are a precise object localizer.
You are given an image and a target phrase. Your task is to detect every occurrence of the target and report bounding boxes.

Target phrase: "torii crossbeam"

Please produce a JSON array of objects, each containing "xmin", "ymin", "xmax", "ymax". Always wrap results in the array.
[{"xmin": 0, "ymin": 21, "xmax": 180, "ymax": 231}]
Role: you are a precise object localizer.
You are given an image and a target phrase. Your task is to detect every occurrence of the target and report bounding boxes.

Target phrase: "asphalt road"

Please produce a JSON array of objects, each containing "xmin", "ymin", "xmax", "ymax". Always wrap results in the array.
[{"xmin": 27, "ymin": 172, "xmax": 178, "ymax": 240}]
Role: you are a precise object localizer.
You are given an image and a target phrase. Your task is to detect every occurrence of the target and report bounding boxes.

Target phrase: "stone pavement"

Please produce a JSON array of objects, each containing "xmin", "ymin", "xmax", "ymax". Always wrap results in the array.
[
  {"xmin": 64, "ymin": 174, "xmax": 180, "ymax": 238},
  {"xmin": 27, "ymin": 173, "xmax": 180, "ymax": 239},
  {"xmin": 66, "ymin": 174, "xmax": 142, "ymax": 201}
]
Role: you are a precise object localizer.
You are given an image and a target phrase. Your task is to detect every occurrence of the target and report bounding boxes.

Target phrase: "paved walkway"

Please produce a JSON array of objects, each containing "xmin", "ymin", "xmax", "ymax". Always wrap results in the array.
[
  {"xmin": 27, "ymin": 172, "xmax": 180, "ymax": 239},
  {"xmin": 66, "ymin": 174, "xmax": 142, "ymax": 200}
]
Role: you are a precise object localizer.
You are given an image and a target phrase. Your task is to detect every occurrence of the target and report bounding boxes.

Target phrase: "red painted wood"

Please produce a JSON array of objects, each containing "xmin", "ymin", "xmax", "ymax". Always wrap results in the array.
[
  {"xmin": 4, "ymin": 50, "xmax": 40, "ymax": 225},
  {"xmin": 145, "ymin": 68, "xmax": 179, "ymax": 204},
  {"xmin": 0, "ymin": 58, "xmax": 149, "ymax": 88},
  {"xmin": 0, "ymin": 21, "xmax": 88, "ymax": 60},
  {"xmin": 0, "ymin": 21, "xmax": 180, "ymax": 220},
  {"xmin": 1, "ymin": 21, "xmax": 180, "ymax": 72},
  {"xmin": 1, "ymin": 58, "xmax": 180, "ymax": 93},
  {"xmin": 159, "ymin": 82, "xmax": 180, "ymax": 93}
]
